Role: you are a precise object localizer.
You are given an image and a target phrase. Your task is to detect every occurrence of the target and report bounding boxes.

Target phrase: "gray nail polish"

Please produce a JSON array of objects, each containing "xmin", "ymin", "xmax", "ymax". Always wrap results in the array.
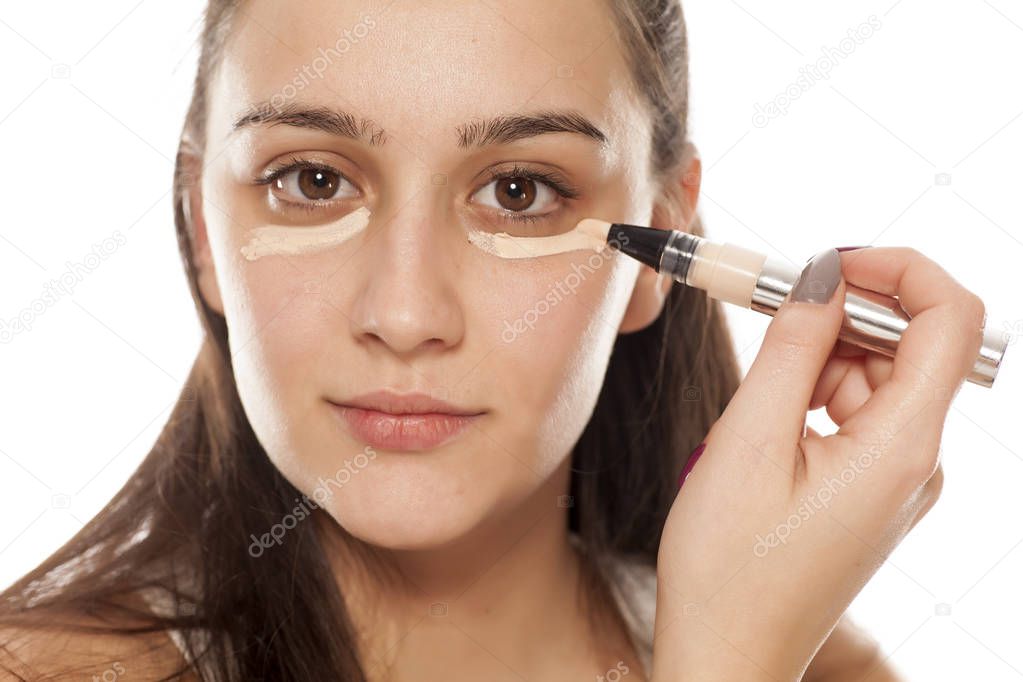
[{"xmin": 790, "ymin": 248, "xmax": 841, "ymax": 304}]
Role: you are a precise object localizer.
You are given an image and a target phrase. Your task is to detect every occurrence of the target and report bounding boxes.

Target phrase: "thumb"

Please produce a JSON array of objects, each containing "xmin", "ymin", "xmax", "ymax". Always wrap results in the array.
[{"xmin": 715, "ymin": 248, "xmax": 846, "ymax": 456}]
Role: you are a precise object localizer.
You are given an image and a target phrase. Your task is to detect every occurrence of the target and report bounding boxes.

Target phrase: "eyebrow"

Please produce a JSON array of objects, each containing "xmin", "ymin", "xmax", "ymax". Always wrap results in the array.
[
  {"xmin": 456, "ymin": 110, "xmax": 608, "ymax": 148},
  {"xmin": 233, "ymin": 102, "xmax": 387, "ymax": 145},
  {"xmin": 231, "ymin": 101, "xmax": 608, "ymax": 148}
]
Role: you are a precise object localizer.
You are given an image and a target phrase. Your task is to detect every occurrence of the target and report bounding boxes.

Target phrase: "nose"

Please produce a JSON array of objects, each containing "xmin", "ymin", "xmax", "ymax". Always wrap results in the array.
[{"xmin": 347, "ymin": 194, "xmax": 465, "ymax": 359}]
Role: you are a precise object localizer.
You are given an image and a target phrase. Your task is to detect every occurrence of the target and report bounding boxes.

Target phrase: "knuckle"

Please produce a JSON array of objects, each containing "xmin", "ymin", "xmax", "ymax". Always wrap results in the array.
[
  {"xmin": 893, "ymin": 451, "xmax": 941, "ymax": 494},
  {"xmin": 913, "ymin": 465, "xmax": 944, "ymax": 519},
  {"xmin": 945, "ymin": 287, "xmax": 985, "ymax": 319},
  {"xmin": 949, "ymin": 292, "xmax": 986, "ymax": 365},
  {"xmin": 893, "ymin": 246, "xmax": 925, "ymax": 262},
  {"xmin": 924, "ymin": 465, "xmax": 945, "ymax": 501},
  {"xmin": 958, "ymin": 292, "xmax": 986, "ymax": 329},
  {"xmin": 892, "ymin": 245, "xmax": 932, "ymax": 263},
  {"xmin": 767, "ymin": 326, "xmax": 819, "ymax": 360}
]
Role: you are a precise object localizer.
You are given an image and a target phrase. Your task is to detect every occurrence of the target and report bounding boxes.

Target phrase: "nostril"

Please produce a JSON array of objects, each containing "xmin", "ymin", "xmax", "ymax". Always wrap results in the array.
[{"xmin": 357, "ymin": 327, "xmax": 450, "ymax": 357}]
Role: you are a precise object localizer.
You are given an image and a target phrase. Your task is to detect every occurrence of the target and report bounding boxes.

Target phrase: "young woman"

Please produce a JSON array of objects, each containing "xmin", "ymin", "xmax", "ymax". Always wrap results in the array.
[{"xmin": 1, "ymin": 1, "xmax": 981, "ymax": 679}]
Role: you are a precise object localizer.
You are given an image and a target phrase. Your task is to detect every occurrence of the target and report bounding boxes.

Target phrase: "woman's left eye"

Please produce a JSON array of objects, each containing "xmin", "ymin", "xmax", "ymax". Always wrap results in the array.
[
  {"xmin": 471, "ymin": 168, "xmax": 579, "ymax": 222},
  {"xmin": 473, "ymin": 175, "xmax": 558, "ymax": 218},
  {"xmin": 264, "ymin": 164, "xmax": 358, "ymax": 204}
]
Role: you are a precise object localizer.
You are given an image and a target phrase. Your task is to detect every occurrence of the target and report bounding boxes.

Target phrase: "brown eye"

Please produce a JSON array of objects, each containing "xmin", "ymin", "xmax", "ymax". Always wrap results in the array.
[
  {"xmin": 494, "ymin": 176, "xmax": 537, "ymax": 212},
  {"xmin": 271, "ymin": 165, "xmax": 355, "ymax": 204},
  {"xmin": 294, "ymin": 168, "xmax": 339, "ymax": 200},
  {"xmin": 470, "ymin": 168, "xmax": 565, "ymax": 222}
]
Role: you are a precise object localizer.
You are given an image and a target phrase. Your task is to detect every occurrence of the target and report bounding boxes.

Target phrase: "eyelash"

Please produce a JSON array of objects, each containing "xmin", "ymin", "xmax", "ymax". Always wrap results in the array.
[
  {"xmin": 253, "ymin": 157, "xmax": 581, "ymax": 222},
  {"xmin": 483, "ymin": 164, "xmax": 581, "ymax": 224},
  {"xmin": 254, "ymin": 156, "xmax": 349, "ymax": 214}
]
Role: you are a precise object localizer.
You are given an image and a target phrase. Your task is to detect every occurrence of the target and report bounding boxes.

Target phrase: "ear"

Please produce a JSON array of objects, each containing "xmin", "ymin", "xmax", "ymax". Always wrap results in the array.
[
  {"xmin": 618, "ymin": 142, "xmax": 702, "ymax": 334},
  {"xmin": 183, "ymin": 161, "xmax": 225, "ymax": 315}
]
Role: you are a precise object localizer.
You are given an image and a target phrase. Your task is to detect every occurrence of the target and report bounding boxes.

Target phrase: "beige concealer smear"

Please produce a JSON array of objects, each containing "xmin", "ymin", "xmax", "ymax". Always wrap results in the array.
[
  {"xmin": 240, "ymin": 206, "xmax": 372, "ymax": 261},
  {"xmin": 465, "ymin": 218, "xmax": 612, "ymax": 259}
]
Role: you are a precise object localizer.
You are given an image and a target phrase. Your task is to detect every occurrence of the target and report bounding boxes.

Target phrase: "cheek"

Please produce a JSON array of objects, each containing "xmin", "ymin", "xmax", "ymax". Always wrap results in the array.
[
  {"xmin": 232, "ymin": 265, "xmax": 330, "ymax": 387},
  {"xmin": 201, "ymin": 186, "xmax": 341, "ymax": 402},
  {"xmin": 208, "ymin": 226, "xmax": 342, "ymax": 458},
  {"xmin": 471, "ymin": 249, "xmax": 639, "ymax": 466}
]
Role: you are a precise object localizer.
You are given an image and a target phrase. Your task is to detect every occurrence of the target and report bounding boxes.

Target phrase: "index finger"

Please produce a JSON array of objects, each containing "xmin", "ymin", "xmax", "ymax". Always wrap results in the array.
[{"xmin": 836, "ymin": 247, "xmax": 986, "ymax": 442}]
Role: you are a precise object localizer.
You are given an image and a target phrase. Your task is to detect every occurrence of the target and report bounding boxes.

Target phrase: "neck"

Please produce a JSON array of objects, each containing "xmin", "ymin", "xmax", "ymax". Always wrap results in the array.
[{"xmin": 319, "ymin": 457, "xmax": 614, "ymax": 678}]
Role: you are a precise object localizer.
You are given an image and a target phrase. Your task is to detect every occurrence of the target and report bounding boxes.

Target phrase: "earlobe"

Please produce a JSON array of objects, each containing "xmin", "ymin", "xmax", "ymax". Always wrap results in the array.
[
  {"xmin": 617, "ymin": 143, "xmax": 702, "ymax": 334},
  {"xmin": 618, "ymin": 192, "xmax": 676, "ymax": 333},
  {"xmin": 185, "ymin": 181, "xmax": 225, "ymax": 315},
  {"xmin": 619, "ymin": 265, "xmax": 670, "ymax": 334}
]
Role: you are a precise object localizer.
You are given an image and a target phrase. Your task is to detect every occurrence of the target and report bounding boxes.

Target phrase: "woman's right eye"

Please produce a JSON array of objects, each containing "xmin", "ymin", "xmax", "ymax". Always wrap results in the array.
[{"xmin": 268, "ymin": 165, "xmax": 359, "ymax": 204}]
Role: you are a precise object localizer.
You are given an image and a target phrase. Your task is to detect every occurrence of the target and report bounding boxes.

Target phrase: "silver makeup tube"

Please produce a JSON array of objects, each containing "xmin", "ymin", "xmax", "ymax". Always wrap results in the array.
[{"xmin": 650, "ymin": 230, "xmax": 1006, "ymax": 388}]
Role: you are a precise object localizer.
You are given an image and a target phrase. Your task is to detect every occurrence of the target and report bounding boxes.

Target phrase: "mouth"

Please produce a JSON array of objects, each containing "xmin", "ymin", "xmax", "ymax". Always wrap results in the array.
[{"xmin": 327, "ymin": 390, "xmax": 485, "ymax": 452}]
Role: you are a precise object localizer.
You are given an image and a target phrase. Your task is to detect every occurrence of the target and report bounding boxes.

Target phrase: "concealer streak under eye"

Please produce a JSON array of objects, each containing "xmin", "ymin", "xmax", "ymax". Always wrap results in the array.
[
  {"xmin": 465, "ymin": 218, "xmax": 611, "ymax": 259},
  {"xmin": 240, "ymin": 207, "xmax": 372, "ymax": 261}
]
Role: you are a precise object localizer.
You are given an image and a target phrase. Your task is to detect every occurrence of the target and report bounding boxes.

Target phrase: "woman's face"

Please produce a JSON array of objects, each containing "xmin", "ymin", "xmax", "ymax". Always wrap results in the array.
[{"xmin": 194, "ymin": 0, "xmax": 667, "ymax": 549}]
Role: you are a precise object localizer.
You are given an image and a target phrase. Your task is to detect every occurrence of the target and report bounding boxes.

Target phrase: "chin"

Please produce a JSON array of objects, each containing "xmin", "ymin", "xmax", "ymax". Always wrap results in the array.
[{"xmin": 318, "ymin": 458, "xmax": 497, "ymax": 551}]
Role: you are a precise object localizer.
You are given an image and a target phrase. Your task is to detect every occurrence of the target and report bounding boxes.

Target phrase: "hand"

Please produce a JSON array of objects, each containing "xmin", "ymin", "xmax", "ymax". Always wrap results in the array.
[
  {"xmin": 650, "ymin": 247, "xmax": 986, "ymax": 681},
  {"xmin": 803, "ymin": 612, "xmax": 908, "ymax": 681}
]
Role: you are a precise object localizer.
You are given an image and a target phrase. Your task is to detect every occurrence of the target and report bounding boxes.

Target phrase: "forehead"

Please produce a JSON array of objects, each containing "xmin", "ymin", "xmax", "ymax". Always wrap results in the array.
[{"xmin": 208, "ymin": 0, "xmax": 649, "ymax": 158}]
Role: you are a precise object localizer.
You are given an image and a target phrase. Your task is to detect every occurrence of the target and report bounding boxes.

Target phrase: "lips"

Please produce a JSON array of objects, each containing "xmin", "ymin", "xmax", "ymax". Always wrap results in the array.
[{"xmin": 328, "ymin": 390, "xmax": 484, "ymax": 452}]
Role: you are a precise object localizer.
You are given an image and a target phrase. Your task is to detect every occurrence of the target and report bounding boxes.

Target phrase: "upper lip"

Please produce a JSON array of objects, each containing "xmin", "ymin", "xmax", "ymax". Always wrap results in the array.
[{"xmin": 332, "ymin": 390, "xmax": 484, "ymax": 416}]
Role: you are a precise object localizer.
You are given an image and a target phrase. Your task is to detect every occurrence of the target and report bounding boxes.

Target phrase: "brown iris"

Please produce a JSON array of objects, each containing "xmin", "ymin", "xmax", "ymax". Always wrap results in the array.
[
  {"xmin": 494, "ymin": 176, "xmax": 536, "ymax": 212},
  {"xmin": 296, "ymin": 168, "xmax": 339, "ymax": 200}
]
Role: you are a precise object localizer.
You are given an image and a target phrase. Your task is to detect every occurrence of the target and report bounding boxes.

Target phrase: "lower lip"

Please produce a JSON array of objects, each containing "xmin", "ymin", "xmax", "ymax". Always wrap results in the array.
[{"xmin": 330, "ymin": 404, "xmax": 480, "ymax": 451}]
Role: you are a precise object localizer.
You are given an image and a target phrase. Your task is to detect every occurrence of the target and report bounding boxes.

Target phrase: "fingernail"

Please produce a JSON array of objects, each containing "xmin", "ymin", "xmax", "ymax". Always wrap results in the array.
[
  {"xmin": 805, "ymin": 245, "xmax": 871, "ymax": 262},
  {"xmin": 678, "ymin": 442, "xmax": 706, "ymax": 490},
  {"xmin": 790, "ymin": 248, "xmax": 841, "ymax": 304}
]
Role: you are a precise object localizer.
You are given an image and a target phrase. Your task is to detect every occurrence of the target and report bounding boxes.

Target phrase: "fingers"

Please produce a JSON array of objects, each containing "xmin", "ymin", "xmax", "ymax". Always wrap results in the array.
[
  {"xmin": 822, "ymin": 364, "xmax": 874, "ymax": 426},
  {"xmin": 810, "ymin": 353, "xmax": 856, "ymax": 410},
  {"xmin": 836, "ymin": 248, "xmax": 986, "ymax": 443},
  {"xmin": 864, "ymin": 352, "xmax": 894, "ymax": 388},
  {"xmin": 830, "ymin": 340, "xmax": 896, "ymax": 388},
  {"xmin": 811, "ymin": 352, "xmax": 893, "ymax": 425},
  {"xmin": 717, "ymin": 249, "xmax": 847, "ymax": 459}
]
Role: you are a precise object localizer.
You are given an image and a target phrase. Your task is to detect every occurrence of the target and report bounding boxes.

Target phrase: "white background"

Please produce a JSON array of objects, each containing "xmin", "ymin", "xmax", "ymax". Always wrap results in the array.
[{"xmin": 1, "ymin": 1, "xmax": 1021, "ymax": 679}]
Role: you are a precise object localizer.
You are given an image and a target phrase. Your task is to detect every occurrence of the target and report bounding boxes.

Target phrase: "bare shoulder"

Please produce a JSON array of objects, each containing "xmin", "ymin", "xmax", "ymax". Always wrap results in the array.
[{"xmin": 0, "ymin": 615, "xmax": 198, "ymax": 681}]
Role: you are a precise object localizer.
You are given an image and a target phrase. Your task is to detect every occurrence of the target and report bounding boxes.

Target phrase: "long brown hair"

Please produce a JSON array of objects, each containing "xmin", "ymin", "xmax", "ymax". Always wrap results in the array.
[{"xmin": 0, "ymin": 1, "xmax": 739, "ymax": 678}]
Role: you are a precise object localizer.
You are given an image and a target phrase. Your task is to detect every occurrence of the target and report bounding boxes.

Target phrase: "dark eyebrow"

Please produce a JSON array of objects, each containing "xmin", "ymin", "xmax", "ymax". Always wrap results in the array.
[
  {"xmin": 232, "ymin": 101, "xmax": 608, "ymax": 149},
  {"xmin": 232, "ymin": 102, "xmax": 387, "ymax": 145},
  {"xmin": 456, "ymin": 109, "xmax": 608, "ymax": 148}
]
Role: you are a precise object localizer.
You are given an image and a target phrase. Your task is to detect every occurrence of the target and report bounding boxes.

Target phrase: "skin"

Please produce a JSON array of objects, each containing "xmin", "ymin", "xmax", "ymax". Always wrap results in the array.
[
  {"xmin": 191, "ymin": 1, "xmax": 916, "ymax": 680},
  {"xmin": 4, "ymin": 1, "xmax": 933, "ymax": 680},
  {"xmin": 192, "ymin": 1, "xmax": 658, "ymax": 677},
  {"xmin": 652, "ymin": 244, "xmax": 982, "ymax": 681}
]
